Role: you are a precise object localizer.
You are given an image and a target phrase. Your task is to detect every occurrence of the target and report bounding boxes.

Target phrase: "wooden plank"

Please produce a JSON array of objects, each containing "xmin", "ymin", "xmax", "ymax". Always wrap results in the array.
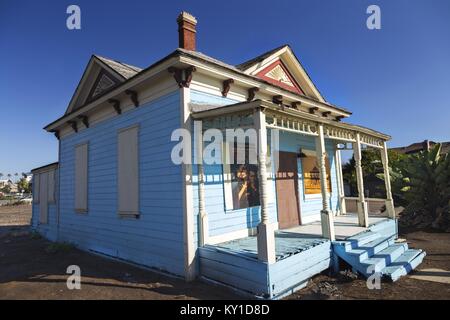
[
  {"xmin": 199, "ymin": 256, "xmax": 267, "ymax": 286},
  {"xmin": 199, "ymin": 246, "xmax": 267, "ymax": 272},
  {"xmin": 271, "ymin": 258, "xmax": 331, "ymax": 297},
  {"xmin": 200, "ymin": 263, "xmax": 269, "ymax": 296}
]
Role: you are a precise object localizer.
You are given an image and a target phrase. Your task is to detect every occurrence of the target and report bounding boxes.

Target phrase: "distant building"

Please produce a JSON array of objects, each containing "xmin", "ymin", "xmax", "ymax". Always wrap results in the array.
[{"xmin": 391, "ymin": 140, "xmax": 450, "ymax": 155}]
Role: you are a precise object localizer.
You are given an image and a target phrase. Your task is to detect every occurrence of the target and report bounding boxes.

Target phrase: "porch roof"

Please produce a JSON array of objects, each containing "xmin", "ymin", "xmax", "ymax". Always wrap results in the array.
[{"xmin": 190, "ymin": 99, "xmax": 391, "ymax": 146}]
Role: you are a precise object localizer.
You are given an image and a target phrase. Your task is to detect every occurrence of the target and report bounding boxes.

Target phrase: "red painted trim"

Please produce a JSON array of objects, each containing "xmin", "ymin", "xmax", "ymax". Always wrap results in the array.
[{"xmin": 255, "ymin": 60, "xmax": 304, "ymax": 95}]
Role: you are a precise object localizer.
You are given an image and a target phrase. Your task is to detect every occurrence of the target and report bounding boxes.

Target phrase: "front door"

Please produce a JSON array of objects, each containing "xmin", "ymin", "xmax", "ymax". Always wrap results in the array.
[{"xmin": 275, "ymin": 151, "xmax": 301, "ymax": 229}]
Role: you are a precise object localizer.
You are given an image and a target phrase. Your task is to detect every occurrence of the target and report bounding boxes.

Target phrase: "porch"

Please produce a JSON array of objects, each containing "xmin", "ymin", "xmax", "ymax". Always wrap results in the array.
[
  {"xmin": 199, "ymin": 214, "xmax": 396, "ymax": 299},
  {"xmin": 192, "ymin": 99, "xmax": 397, "ymax": 298}
]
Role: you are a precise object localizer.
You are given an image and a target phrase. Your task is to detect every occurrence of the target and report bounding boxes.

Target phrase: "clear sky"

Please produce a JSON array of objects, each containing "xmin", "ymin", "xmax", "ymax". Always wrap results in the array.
[{"xmin": 1, "ymin": 0, "xmax": 449, "ymax": 176}]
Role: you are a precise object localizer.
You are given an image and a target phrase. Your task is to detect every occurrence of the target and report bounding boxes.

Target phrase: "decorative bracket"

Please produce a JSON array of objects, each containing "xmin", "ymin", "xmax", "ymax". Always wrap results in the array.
[
  {"xmin": 335, "ymin": 115, "xmax": 345, "ymax": 122},
  {"xmin": 272, "ymin": 95, "xmax": 283, "ymax": 105},
  {"xmin": 168, "ymin": 67, "xmax": 184, "ymax": 88},
  {"xmin": 67, "ymin": 120, "xmax": 78, "ymax": 133},
  {"xmin": 53, "ymin": 130, "xmax": 60, "ymax": 140},
  {"xmin": 322, "ymin": 111, "xmax": 332, "ymax": 117},
  {"xmin": 108, "ymin": 99, "xmax": 121, "ymax": 115},
  {"xmin": 247, "ymin": 87, "xmax": 259, "ymax": 102},
  {"xmin": 184, "ymin": 66, "xmax": 196, "ymax": 88},
  {"xmin": 309, "ymin": 107, "xmax": 319, "ymax": 114},
  {"xmin": 221, "ymin": 79, "xmax": 234, "ymax": 97},
  {"xmin": 168, "ymin": 66, "xmax": 197, "ymax": 88},
  {"xmin": 291, "ymin": 101, "xmax": 301, "ymax": 110},
  {"xmin": 125, "ymin": 90, "xmax": 139, "ymax": 107},
  {"xmin": 78, "ymin": 115, "xmax": 89, "ymax": 128}
]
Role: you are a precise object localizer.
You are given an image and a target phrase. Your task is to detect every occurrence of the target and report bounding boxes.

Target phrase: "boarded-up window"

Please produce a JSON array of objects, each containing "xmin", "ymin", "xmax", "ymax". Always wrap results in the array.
[
  {"xmin": 75, "ymin": 143, "xmax": 88, "ymax": 212},
  {"xmin": 118, "ymin": 126, "xmax": 139, "ymax": 217},
  {"xmin": 301, "ymin": 153, "xmax": 332, "ymax": 195},
  {"xmin": 48, "ymin": 170, "xmax": 55, "ymax": 203},
  {"xmin": 39, "ymin": 173, "xmax": 48, "ymax": 224},
  {"xmin": 33, "ymin": 173, "xmax": 40, "ymax": 204}
]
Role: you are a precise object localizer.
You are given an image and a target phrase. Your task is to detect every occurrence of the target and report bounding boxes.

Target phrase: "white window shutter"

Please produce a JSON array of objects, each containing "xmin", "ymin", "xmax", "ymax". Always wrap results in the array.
[
  {"xmin": 33, "ymin": 173, "xmax": 40, "ymax": 204},
  {"xmin": 39, "ymin": 172, "xmax": 48, "ymax": 224},
  {"xmin": 75, "ymin": 143, "xmax": 88, "ymax": 212},
  {"xmin": 118, "ymin": 126, "xmax": 139, "ymax": 216},
  {"xmin": 48, "ymin": 170, "xmax": 55, "ymax": 203}
]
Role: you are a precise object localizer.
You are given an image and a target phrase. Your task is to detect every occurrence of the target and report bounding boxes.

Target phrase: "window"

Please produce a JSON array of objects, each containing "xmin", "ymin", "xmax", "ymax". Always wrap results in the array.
[
  {"xmin": 301, "ymin": 152, "xmax": 332, "ymax": 195},
  {"xmin": 223, "ymin": 142, "xmax": 260, "ymax": 210},
  {"xmin": 33, "ymin": 173, "xmax": 40, "ymax": 204},
  {"xmin": 75, "ymin": 143, "xmax": 88, "ymax": 212},
  {"xmin": 48, "ymin": 170, "xmax": 55, "ymax": 204},
  {"xmin": 118, "ymin": 125, "xmax": 139, "ymax": 217},
  {"xmin": 39, "ymin": 172, "xmax": 48, "ymax": 224}
]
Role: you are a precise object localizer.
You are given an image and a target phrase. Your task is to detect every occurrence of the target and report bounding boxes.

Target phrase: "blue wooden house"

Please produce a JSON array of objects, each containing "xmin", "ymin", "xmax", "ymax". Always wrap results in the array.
[{"xmin": 31, "ymin": 12, "xmax": 425, "ymax": 299}]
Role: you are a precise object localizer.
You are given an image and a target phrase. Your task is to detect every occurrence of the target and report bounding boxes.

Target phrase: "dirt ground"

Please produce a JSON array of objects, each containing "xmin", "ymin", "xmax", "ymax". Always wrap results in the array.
[{"xmin": 1, "ymin": 205, "xmax": 449, "ymax": 299}]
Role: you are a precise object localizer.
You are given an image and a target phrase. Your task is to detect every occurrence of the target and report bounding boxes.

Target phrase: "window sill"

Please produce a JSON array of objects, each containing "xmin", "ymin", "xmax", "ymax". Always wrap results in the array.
[{"xmin": 119, "ymin": 212, "xmax": 140, "ymax": 219}]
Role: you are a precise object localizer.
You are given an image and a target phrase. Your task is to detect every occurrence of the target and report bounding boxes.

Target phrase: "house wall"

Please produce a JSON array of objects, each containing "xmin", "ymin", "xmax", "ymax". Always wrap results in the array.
[
  {"xmin": 57, "ymin": 91, "xmax": 186, "ymax": 276},
  {"xmin": 31, "ymin": 169, "xmax": 59, "ymax": 241}
]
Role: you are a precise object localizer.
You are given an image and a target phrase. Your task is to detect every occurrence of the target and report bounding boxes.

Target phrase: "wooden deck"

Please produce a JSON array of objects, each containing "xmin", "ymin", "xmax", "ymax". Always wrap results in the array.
[
  {"xmin": 199, "ymin": 214, "xmax": 395, "ymax": 299},
  {"xmin": 208, "ymin": 213, "xmax": 389, "ymax": 261},
  {"xmin": 285, "ymin": 213, "xmax": 388, "ymax": 240}
]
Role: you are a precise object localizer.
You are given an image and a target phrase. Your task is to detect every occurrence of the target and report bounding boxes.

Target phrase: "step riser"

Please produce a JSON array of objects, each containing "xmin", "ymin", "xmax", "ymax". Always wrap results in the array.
[
  {"xmin": 384, "ymin": 251, "xmax": 426, "ymax": 282},
  {"xmin": 342, "ymin": 233, "xmax": 380, "ymax": 250},
  {"xmin": 349, "ymin": 238, "xmax": 396, "ymax": 262},
  {"xmin": 334, "ymin": 228, "xmax": 425, "ymax": 282}
]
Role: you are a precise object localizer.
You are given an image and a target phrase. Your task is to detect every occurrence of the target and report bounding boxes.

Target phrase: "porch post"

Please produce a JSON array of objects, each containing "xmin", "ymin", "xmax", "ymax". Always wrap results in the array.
[
  {"xmin": 316, "ymin": 124, "xmax": 335, "ymax": 241},
  {"xmin": 335, "ymin": 147, "xmax": 347, "ymax": 215},
  {"xmin": 353, "ymin": 132, "xmax": 369, "ymax": 227},
  {"xmin": 195, "ymin": 120, "xmax": 208, "ymax": 246},
  {"xmin": 254, "ymin": 107, "xmax": 276, "ymax": 264},
  {"xmin": 380, "ymin": 141, "xmax": 396, "ymax": 219}
]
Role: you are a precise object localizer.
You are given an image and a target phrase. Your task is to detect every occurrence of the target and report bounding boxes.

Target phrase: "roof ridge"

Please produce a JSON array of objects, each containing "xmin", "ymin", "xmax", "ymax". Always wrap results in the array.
[{"xmin": 235, "ymin": 44, "xmax": 289, "ymax": 70}]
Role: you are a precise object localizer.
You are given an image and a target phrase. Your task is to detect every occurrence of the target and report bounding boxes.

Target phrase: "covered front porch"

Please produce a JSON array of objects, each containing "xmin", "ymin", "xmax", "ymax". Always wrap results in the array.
[{"xmin": 191, "ymin": 99, "xmax": 396, "ymax": 298}]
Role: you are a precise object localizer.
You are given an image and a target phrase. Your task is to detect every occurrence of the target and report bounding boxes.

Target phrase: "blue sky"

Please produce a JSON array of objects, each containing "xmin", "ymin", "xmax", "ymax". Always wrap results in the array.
[{"xmin": 1, "ymin": 0, "xmax": 449, "ymax": 175}]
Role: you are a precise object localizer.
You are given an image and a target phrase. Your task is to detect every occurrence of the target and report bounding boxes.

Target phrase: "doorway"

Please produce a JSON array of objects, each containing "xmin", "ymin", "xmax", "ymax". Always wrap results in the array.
[{"xmin": 275, "ymin": 151, "xmax": 301, "ymax": 229}]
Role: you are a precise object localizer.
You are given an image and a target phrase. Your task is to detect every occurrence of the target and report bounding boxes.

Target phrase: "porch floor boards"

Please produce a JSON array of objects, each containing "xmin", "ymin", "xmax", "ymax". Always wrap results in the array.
[
  {"xmin": 287, "ymin": 214, "xmax": 388, "ymax": 240},
  {"xmin": 210, "ymin": 213, "xmax": 389, "ymax": 261}
]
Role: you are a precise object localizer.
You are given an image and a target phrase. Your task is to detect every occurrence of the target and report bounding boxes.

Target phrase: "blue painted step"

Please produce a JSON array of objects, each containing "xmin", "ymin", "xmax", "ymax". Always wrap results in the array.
[
  {"xmin": 347, "ymin": 236, "xmax": 396, "ymax": 262},
  {"xmin": 333, "ymin": 228, "xmax": 426, "ymax": 282},
  {"xmin": 359, "ymin": 243, "xmax": 408, "ymax": 275},
  {"xmin": 381, "ymin": 249, "xmax": 426, "ymax": 282}
]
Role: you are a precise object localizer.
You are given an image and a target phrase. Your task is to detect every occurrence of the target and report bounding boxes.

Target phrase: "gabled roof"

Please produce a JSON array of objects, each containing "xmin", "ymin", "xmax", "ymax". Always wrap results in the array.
[
  {"xmin": 64, "ymin": 55, "xmax": 142, "ymax": 114},
  {"xmin": 236, "ymin": 44, "xmax": 288, "ymax": 71},
  {"xmin": 235, "ymin": 45, "xmax": 326, "ymax": 102},
  {"xmin": 95, "ymin": 55, "xmax": 142, "ymax": 79},
  {"xmin": 47, "ymin": 47, "xmax": 352, "ymax": 133}
]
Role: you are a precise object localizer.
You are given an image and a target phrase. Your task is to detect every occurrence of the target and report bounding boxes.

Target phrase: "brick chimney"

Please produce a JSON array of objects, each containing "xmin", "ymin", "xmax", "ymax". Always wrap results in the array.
[{"xmin": 177, "ymin": 12, "xmax": 197, "ymax": 51}]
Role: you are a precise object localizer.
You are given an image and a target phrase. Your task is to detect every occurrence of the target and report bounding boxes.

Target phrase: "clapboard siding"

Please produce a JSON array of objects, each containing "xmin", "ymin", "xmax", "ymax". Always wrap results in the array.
[
  {"xmin": 31, "ymin": 203, "xmax": 58, "ymax": 241},
  {"xmin": 199, "ymin": 246, "xmax": 269, "ymax": 296},
  {"xmin": 58, "ymin": 90, "xmax": 185, "ymax": 276}
]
